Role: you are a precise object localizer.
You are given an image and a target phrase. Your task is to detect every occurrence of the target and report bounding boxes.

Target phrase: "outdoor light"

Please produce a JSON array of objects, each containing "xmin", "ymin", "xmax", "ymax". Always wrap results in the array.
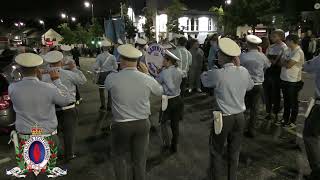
[
  {"xmin": 14, "ymin": 36, "xmax": 19, "ymax": 40},
  {"xmin": 98, "ymin": 41, "xmax": 101, "ymax": 45},
  {"xmin": 91, "ymin": 41, "xmax": 95, "ymax": 44},
  {"xmin": 71, "ymin": 17, "xmax": 76, "ymax": 22},
  {"xmin": 84, "ymin": 1, "xmax": 90, "ymax": 8},
  {"xmin": 0, "ymin": 19, "xmax": 3, "ymax": 23},
  {"xmin": 19, "ymin": 22, "xmax": 24, "ymax": 26},
  {"xmin": 39, "ymin": 20, "xmax": 44, "ymax": 25},
  {"xmin": 226, "ymin": 0, "xmax": 232, "ymax": 5},
  {"xmin": 61, "ymin": 13, "xmax": 67, "ymax": 19},
  {"xmin": 14, "ymin": 23, "xmax": 19, "ymax": 27}
]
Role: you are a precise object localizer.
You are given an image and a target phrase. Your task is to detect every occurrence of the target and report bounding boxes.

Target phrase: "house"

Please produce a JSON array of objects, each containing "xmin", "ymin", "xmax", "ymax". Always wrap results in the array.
[{"xmin": 41, "ymin": 29, "xmax": 63, "ymax": 46}]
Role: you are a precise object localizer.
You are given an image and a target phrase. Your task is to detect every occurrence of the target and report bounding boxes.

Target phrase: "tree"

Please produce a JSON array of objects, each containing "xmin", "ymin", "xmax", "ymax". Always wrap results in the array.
[
  {"xmin": 88, "ymin": 18, "xmax": 104, "ymax": 38},
  {"xmin": 122, "ymin": 4, "xmax": 138, "ymax": 40},
  {"xmin": 209, "ymin": 6, "xmax": 225, "ymax": 33},
  {"xmin": 58, "ymin": 23, "xmax": 76, "ymax": 44},
  {"xmin": 143, "ymin": 7, "xmax": 156, "ymax": 41},
  {"xmin": 74, "ymin": 23, "xmax": 91, "ymax": 45},
  {"xmin": 223, "ymin": 0, "xmax": 280, "ymax": 33},
  {"xmin": 58, "ymin": 19, "xmax": 104, "ymax": 46},
  {"xmin": 166, "ymin": 0, "xmax": 187, "ymax": 34}
]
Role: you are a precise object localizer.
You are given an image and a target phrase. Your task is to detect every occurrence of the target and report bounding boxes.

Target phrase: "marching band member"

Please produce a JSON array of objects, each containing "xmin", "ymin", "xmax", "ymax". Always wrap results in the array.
[
  {"xmin": 42, "ymin": 50, "xmax": 87, "ymax": 162},
  {"xmin": 157, "ymin": 49, "xmax": 183, "ymax": 153},
  {"xmin": 9, "ymin": 53, "xmax": 73, "ymax": 157},
  {"xmin": 93, "ymin": 40, "xmax": 118, "ymax": 111},
  {"xmin": 135, "ymin": 38, "xmax": 148, "ymax": 65},
  {"xmin": 105, "ymin": 44, "xmax": 163, "ymax": 180},
  {"xmin": 202, "ymin": 38, "xmax": 254, "ymax": 180},
  {"xmin": 303, "ymin": 55, "xmax": 320, "ymax": 180},
  {"xmin": 240, "ymin": 35, "xmax": 271, "ymax": 138}
]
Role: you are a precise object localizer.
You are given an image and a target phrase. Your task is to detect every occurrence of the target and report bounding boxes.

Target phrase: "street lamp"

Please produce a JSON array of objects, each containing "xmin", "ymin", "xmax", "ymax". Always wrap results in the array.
[
  {"xmin": 61, "ymin": 13, "xmax": 67, "ymax": 19},
  {"xmin": 84, "ymin": 1, "xmax": 90, "ymax": 8},
  {"xmin": 0, "ymin": 19, "xmax": 3, "ymax": 23},
  {"xmin": 39, "ymin": 20, "xmax": 44, "ymax": 25},
  {"xmin": 71, "ymin": 17, "xmax": 76, "ymax": 22},
  {"xmin": 226, "ymin": 0, "xmax": 232, "ymax": 5},
  {"xmin": 84, "ymin": 1, "xmax": 94, "ymax": 23}
]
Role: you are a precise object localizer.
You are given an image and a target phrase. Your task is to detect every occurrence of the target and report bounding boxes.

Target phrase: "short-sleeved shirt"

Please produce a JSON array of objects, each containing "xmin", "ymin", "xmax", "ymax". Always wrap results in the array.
[
  {"xmin": 240, "ymin": 49, "xmax": 271, "ymax": 83},
  {"xmin": 94, "ymin": 52, "xmax": 118, "ymax": 72},
  {"xmin": 280, "ymin": 46, "xmax": 305, "ymax": 82},
  {"xmin": 156, "ymin": 66, "xmax": 183, "ymax": 96},
  {"xmin": 303, "ymin": 55, "xmax": 320, "ymax": 98},
  {"xmin": 201, "ymin": 63, "xmax": 254, "ymax": 115},
  {"xmin": 105, "ymin": 67, "xmax": 163, "ymax": 122},
  {"xmin": 171, "ymin": 46, "xmax": 192, "ymax": 77},
  {"xmin": 42, "ymin": 68, "xmax": 87, "ymax": 102},
  {"xmin": 9, "ymin": 77, "xmax": 73, "ymax": 134},
  {"xmin": 265, "ymin": 42, "xmax": 288, "ymax": 78}
]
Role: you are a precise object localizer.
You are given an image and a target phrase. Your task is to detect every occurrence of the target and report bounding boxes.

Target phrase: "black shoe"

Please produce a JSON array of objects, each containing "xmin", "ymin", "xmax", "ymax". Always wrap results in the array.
[
  {"xmin": 265, "ymin": 114, "xmax": 272, "ymax": 120},
  {"xmin": 280, "ymin": 119, "xmax": 288, "ymax": 126},
  {"xmin": 170, "ymin": 144, "xmax": 178, "ymax": 153},
  {"xmin": 161, "ymin": 146, "xmax": 170, "ymax": 154},
  {"xmin": 64, "ymin": 154, "xmax": 77, "ymax": 163},
  {"xmin": 244, "ymin": 131, "xmax": 255, "ymax": 138}
]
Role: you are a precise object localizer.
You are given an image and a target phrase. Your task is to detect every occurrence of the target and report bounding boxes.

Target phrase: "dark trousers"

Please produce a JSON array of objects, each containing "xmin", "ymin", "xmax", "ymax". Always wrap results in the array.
[
  {"xmin": 76, "ymin": 86, "xmax": 81, "ymax": 101},
  {"xmin": 111, "ymin": 119, "xmax": 150, "ymax": 180},
  {"xmin": 303, "ymin": 104, "xmax": 320, "ymax": 179},
  {"xmin": 160, "ymin": 96, "xmax": 183, "ymax": 147},
  {"xmin": 263, "ymin": 78, "xmax": 281, "ymax": 116},
  {"xmin": 209, "ymin": 113, "xmax": 245, "ymax": 180},
  {"xmin": 74, "ymin": 57, "xmax": 80, "ymax": 68},
  {"xmin": 245, "ymin": 85, "xmax": 263, "ymax": 134},
  {"xmin": 99, "ymin": 88, "xmax": 106, "ymax": 108},
  {"xmin": 57, "ymin": 107, "xmax": 78, "ymax": 160},
  {"xmin": 281, "ymin": 80, "xmax": 302, "ymax": 124},
  {"xmin": 180, "ymin": 77, "xmax": 187, "ymax": 97}
]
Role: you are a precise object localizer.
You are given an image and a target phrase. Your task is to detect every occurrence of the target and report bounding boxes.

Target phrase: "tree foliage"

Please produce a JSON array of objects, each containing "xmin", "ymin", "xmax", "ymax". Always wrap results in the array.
[
  {"xmin": 166, "ymin": 0, "xmax": 187, "ymax": 34},
  {"xmin": 58, "ymin": 19, "xmax": 104, "ymax": 46},
  {"xmin": 122, "ymin": 4, "xmax": 138, "ymax": 40},
  {"xmin": 226, "ymin": 0, "xmax": 280, "ymax": 27},
  {"xmin": 209, "ymin": 6, "xmax": 224, "ymax": 32},
  {"xmin": 58, "ymin": 23, "xmax": 76, "ymax": 44},
  {"xmin": 143, "ymin": 7, "xmax": 155, "ymax": 41}
]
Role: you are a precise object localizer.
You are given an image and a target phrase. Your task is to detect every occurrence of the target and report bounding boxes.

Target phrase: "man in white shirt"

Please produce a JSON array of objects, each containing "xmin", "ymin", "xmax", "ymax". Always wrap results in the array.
[
  {"xmin": 280, "ymin": 34, "xmax": 305, "ymax": 127},
  {"xmin": 171, "ymin": 37, "xmax": 192, "ymax": 96}
]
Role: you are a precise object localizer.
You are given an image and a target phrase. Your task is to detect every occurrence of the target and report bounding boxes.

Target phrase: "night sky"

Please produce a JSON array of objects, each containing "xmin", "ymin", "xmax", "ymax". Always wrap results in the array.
[
  {"xmin": 0, "ymin": 0, "xmax": 316, "ymax": 29},
  {"xmin": 0, "ymin": 0, "xmax": 223, "ymax": 18}
]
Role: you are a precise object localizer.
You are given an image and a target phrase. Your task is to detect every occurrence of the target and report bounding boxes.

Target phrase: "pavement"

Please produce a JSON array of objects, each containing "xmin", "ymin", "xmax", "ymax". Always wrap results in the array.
[{"xmin": 0, "ymin": 57, "xmax": 317, "ymax": 180}]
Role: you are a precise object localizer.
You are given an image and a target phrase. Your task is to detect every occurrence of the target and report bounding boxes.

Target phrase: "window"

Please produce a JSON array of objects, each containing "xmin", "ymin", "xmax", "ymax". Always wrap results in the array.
[
  {"xmin": 195, "ymin": 18, "xmax": 199, "ymax": 31},
  {"xmin": 191, "ymin": 18, "xmax": 194, "ymax": 31},
  {"xmin": 187, "ymin": 19, "xmax": 190, "ymax": 31},
  {"xmin": 208, "ymin": 18, "xmax": 212, "ymax": 31}
]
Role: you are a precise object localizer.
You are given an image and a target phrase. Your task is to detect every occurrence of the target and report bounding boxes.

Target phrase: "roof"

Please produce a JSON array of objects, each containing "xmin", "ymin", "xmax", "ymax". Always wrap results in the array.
[
  {"xmin": 181, "ymin": 9, "xmax": 215, "ymax": 16},
  {"xmin": 43, "ymin": 29, "xmax": 63, "ymax": 39}
]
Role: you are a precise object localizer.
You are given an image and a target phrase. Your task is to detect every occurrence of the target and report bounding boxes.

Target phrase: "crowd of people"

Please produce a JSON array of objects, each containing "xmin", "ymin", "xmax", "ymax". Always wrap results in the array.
[{"xmin": 6, "ymin": 28, "xmax": 320, "ymax": 180}]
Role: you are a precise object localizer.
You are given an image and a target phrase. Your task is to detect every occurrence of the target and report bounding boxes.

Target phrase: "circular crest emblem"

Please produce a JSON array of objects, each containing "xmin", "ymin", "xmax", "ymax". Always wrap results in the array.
[
  {"xmin": 146, "ymin": 43, "xmax": 165, "ymax": 76},
  {"xmin": 23, "ymin": 136, "xmax": 51, "ymax": 174}
]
